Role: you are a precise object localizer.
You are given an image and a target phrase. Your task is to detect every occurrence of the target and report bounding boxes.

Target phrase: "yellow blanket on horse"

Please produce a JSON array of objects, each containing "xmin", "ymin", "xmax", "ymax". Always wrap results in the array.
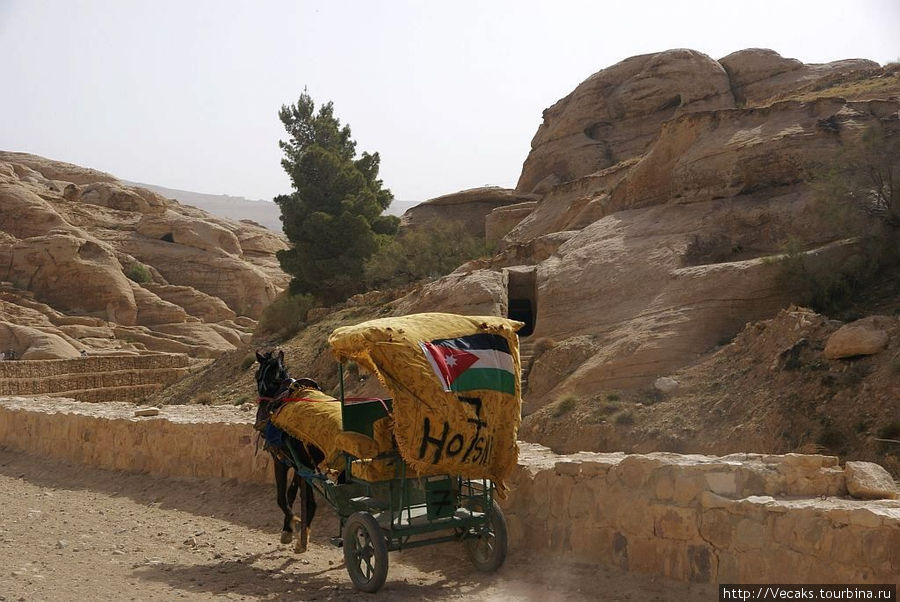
[{"xmin": 270, "ymin": 387, "xmax": 344, "ymax": 470}]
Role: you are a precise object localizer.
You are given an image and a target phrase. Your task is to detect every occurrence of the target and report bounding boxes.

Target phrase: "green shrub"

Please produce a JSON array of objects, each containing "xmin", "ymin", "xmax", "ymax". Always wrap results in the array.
[
  {"xmin": 614, "ymin": 410, "xmax": 635, "ymax": 425},
  {"xmin": 195, "ymin": 392, "xmax": 214, "ymax": 406},
  {"xmin": 364, "ymin": 221, "xmax": 490, "ymax": 290},
  {"xmin": 240, "ymin": 354, "xmax": 256, "ymax": 371},
  {"xmin": 257, "ymin": 293, "xmax": 315, "ymax": 338},
  {"xmin": 817, "ymin": 426, "xmax": 845, "ymax": 451},
  {"xmin": 780, "ymin": 124, "xmax": 900, "ymax": 314},
  {"xmin": 125, "ymin": 263, "xmax": 152, "ymax": 284},
  {"xmin": 526, "ymin": 337, "xmax": 556, "ymax": 374},
  {"xmin": 552, "ymin": 394, "xmax": 578, "ymax": 417},
  {"xmin": 878, "ymin": 421, "xmax": 900, "ymax": 440}
]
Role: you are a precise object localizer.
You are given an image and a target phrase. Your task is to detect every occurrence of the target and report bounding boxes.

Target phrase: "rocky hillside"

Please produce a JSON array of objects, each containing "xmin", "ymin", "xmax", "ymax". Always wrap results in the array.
[
  {"xmin": 520, "ymin": 304, "xmax": 900, "ymax": 475},
  {"xmin": 0, "ymin": 152, "xmax": 289, "ymax": 359}
]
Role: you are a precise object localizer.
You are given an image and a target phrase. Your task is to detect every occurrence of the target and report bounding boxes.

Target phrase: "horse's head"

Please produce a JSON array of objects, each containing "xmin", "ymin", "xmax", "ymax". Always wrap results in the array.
[
  {"xmin": 256, "ymin": 349, "xmax": 288, "ymax": 396},
  {"xmin": 255, "ymin": 349, "xmax": 289, "ymax": 428}
]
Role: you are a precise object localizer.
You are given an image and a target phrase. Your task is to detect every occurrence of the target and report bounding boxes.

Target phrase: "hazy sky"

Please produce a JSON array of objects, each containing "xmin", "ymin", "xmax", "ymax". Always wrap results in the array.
[{"xmin": 2, "ymin": 1, "xmax": 898, "ymax": 204}]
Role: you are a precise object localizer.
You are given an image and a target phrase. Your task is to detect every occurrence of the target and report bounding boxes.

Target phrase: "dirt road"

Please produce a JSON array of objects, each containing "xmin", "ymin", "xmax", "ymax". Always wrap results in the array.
[{"xmin": 0, "ymin": 449, "xmax": 714, "ymax": 601}]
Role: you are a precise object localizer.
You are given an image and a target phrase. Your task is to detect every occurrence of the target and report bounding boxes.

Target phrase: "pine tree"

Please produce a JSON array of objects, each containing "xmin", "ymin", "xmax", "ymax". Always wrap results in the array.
[{"xmin": 274, "ymin": 91, "xmax": 399, "ymax": 304}]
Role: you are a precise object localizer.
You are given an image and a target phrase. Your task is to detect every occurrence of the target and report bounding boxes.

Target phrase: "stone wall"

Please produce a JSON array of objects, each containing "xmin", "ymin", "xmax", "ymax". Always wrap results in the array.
[
  {"xmin": 0, "ymin": 398, "xmax": 896, "ymax": 585},
  {"xmin": 0, "ymin": 397, "xmax": 271, "ymax": 483},
  {"xmin": 504, "ymin": 443, "xmax": 898, "ymax": 585}
]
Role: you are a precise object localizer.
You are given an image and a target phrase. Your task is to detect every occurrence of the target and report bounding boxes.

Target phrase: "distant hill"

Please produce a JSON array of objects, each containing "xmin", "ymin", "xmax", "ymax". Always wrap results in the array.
[
  {"xmin": 125, "ymin": 182, "xmax": 283, "ymax": 231},
  {"xmin": 128, "ymin": 182, "xmax": 420, "ymax": 232}
]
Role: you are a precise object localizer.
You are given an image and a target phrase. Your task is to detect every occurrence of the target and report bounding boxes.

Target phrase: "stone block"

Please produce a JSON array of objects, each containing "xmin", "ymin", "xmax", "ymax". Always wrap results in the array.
[
  {"xmin": 530, "ymin": 469, "xmax": 553, "ymax": 518},
  {"xmin": 673, "ymin": 474, "xmax": 707, "ymax": 505},
  {"xmin": 862, "ymin": 527, "xmax": 896, "ymax": 573},
  {"xmin": 614, "ymin": 455, "xmax": 659, "ymax": 489},
  {"xmin": 554, "ymin": 460, "xmax": 581, "ymax": 476},
  {"xmin": 733, "ymin": 518, "xmax": 766, "ymax": 551},
  {"xmin": 699, "ymin": 509, "xmax": 734, "ymax": 548},
  {"xmin": 505, "ymin": 513, "xmax": 525, "ymax": 548},
  {"xmin": 733, "ymin": 550, "xmax": 768, "ymax": 582},
  {"xmin": 716, "ymin": 551, "xmax": 740, "ymax": 583},
  {"xmin": 548, "ymin": 522, "xmax": 570, "ymax": 552},
  {"xmin": 616, "ymin": 498, "xmax": 654, "ymax": 537},
  {"xmin": 580, "ymin": 459, "xmax": 615, "ymax": 477},
  {"xmin": 568, "ymin": 480, "xmax": 595, "ymax": 519},
  {"xmin": 687, "ymin": 544, "xmax": 716, "ymax": 583},
  {"xmin": 845, "ymin": 461, "xmax": 900, "ymax": 500},
  {"xmin": 549, "ymin": 474, "xmax": 575, "ymax": 520},
  {"xmin": 700, "ymin": 491, "xmax": 731, "ymax": 509},
  {"xmin": 652, "ymin": 504, "xmax": 700, "ymax": 541},
  {"xmin": 848, "ymin": 508, "xmax": 883, "ymax": 528},
  {"xmin": 654, "ymin": 472, "xmax": 675, "ymax": 500},
  {"xmin": 569, "ymin": 524, "xmax": 617, "ymax": 562},
  {"xmin": 705, "ymin": 471, "xmax": 738, "ymax": 496},
  {"xmin": 762, "ymin": 546, "xmax": 816, "ymax": 583}
]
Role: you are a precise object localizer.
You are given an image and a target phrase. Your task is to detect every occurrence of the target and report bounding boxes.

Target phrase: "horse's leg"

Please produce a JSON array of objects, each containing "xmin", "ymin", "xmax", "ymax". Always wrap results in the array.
[
  {"xmin": 274, "ymin": 459, "xmax": 295, "ymax": 544},
  {"xmin": 294, "ymin": 479, "xmax": 312, "ymax": 554},
  {"xmin": 303, "ymin": 480, "xmax": 316, "ymax": 546},
  {"xmin": 292, "ymin": 444, "xmax": 319, "ymax": 554}
]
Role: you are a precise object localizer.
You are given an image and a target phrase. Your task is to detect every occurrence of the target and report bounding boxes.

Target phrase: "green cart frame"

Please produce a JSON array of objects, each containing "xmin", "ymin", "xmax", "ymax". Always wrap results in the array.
[{"xmin": 280, "ymin": 363, "xmax": 508, "ymax": 593}]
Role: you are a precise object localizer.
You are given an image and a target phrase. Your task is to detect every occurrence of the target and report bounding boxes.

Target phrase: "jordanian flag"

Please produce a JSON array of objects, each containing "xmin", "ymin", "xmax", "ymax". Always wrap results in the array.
[{"xmin": 420, "ymin": 333, "xmax": 517, "ymax": 395}]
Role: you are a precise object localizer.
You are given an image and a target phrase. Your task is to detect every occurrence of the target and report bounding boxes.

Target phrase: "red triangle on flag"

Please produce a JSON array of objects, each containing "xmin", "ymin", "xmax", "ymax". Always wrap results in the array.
[{"xmin": 421, "ymin": 342, "xmax": 479, "ymax": 390}]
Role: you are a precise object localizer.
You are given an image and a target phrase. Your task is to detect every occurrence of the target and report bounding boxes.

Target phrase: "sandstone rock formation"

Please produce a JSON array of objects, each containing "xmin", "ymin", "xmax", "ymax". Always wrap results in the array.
[
  {"xmin": 401, "ymin": 187, "xmax": 539, "ymax": 242},
  {"xmin": 719, "ymin": 48, "xmax": 880, "ymax": 106},
  {"xmin": 0, "ymin": 152, "xmax": 289, "ymax": 359},
  {"xmin": 388, "ymin": 49, "xmax": 899, "ymax": 413},
  {"xmin": 516, "ymin": 49, "xmax": 736, "ymax": 195}
]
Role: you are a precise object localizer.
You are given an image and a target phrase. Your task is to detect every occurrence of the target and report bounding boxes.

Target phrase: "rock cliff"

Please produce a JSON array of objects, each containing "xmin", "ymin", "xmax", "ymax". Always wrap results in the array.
[
  {"xmin": 0, "ymin": 152, "xmax": 288, "ymax": 359},
  {"xmin": 388, "ymin": 49, "xmax": 900, "ymax": 414}
]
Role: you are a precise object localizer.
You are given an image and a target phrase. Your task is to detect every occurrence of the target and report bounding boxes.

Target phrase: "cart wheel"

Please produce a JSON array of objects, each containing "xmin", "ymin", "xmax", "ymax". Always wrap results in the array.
[
  {"xmin": 342, "ymin": 512, "xmax": 388, "ymax": 593},
  {"xmin": 464, "ymin": 499, "xmax": 508, "ymax": 573}
]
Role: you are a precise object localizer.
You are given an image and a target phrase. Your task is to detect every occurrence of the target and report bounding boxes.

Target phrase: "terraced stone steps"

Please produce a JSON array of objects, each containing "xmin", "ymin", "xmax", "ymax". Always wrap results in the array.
[
  {"xmin": 46, "ymin": 383, "xmax": 165, "ymax": 403},
  {"xmin": 519, "ymin": 339, "xmax": 535, "ymax": 392},
  {"xmin": 0, "ymin": 353, "xmax": 189, "ymax": 403}
]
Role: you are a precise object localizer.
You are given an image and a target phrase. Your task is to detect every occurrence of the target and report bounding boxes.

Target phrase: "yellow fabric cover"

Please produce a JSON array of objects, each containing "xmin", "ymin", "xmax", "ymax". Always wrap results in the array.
[
  {"xmin": 350, "ymin": 458, "xmax": 400, "ymax": 482},
  {"xmin": 334, "ymin": 431, "xmax": 380, "ymax": 459},
  {"xmin": 328, "ymin": 313, "xmax": 523, "ymax": 496},
  {"xmin": 372, "ymin": 417, "xmax": 394, "ymax": 453},
  {"xmin": 270, "ymin": 387, "xmax": 344, "ymax": 470}
]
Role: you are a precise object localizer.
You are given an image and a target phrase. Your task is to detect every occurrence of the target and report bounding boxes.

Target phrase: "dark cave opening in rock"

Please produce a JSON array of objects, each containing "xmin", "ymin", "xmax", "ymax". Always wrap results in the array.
[
  {"xmin": 506, "ymin": 267, "xmax": 537, "ymax": 337},
  {"xmin": 508, "ymin": 298, "xmax": 535, "ymax": 337}
]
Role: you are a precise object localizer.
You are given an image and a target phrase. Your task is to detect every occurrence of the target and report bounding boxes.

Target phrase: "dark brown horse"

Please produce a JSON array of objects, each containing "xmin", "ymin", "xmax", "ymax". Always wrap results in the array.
[{"xmin": 253, "ymin": 350, "xmax": 324, "ymax": 552}]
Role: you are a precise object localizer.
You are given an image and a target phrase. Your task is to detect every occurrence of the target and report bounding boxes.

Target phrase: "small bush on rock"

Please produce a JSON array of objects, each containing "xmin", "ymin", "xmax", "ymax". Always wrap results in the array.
[
  {"xmin": 552, "ymin": 394, "xmax": 578, "ymax": 417},
  {"xmin": 125, "ymin": 263, "xmax": 152, "ymax": 284}
]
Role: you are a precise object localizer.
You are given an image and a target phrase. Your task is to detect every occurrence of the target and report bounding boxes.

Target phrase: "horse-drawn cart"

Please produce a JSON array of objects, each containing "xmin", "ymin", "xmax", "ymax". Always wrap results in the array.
[{"xmin": 257, "ymin": 313, "xmax": 523, "ymax": 593}]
